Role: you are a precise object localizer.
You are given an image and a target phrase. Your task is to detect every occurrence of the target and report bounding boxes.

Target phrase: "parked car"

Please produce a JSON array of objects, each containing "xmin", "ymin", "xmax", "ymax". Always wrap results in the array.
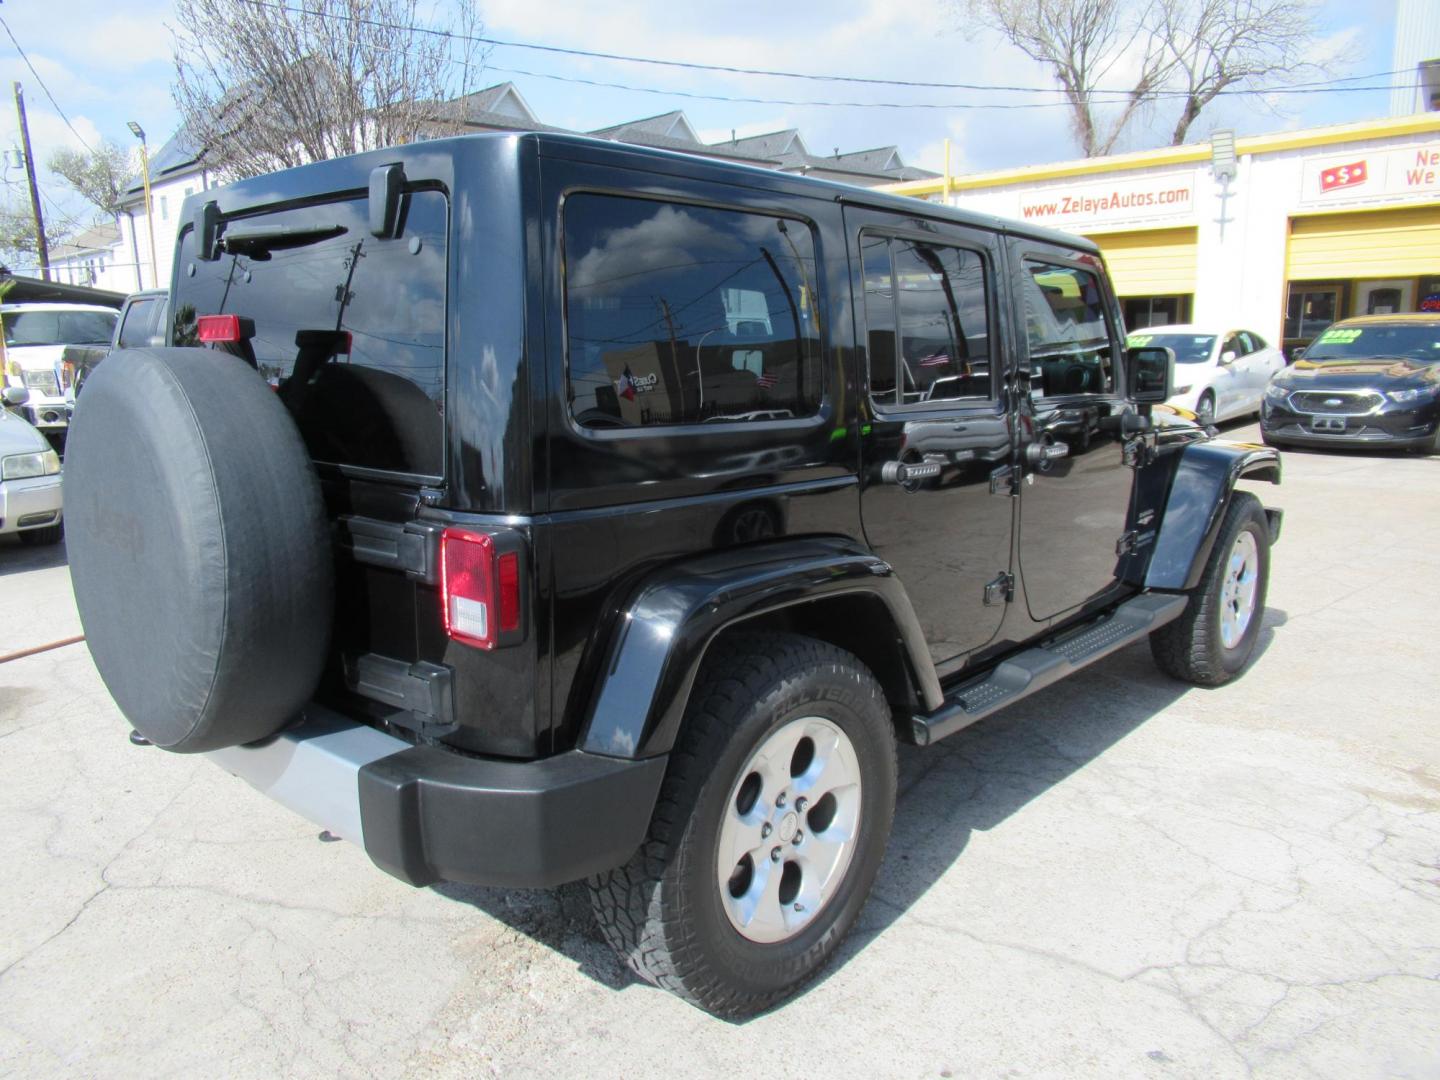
[
  {"xmin": 61, "ymin": 289, "xmax": 169, "ymax": 401},
  {"xmin": 1126, "ymin": 324, "xmax": 1286, "ymax": 426},
  {"xmin": 62, "ymin": 132, "xmax": 1282, "ymax": 1018},
  {"xmin": 1, "ymin": 302, "xmax": 118, "ymax": 451},
  {"xmin": 0, "ymin": 386, "xmax": 63, "ymax": 545},
  {"xmin": 1261, "ymin": 313, "xmax": 1440, "ymax": 452}
]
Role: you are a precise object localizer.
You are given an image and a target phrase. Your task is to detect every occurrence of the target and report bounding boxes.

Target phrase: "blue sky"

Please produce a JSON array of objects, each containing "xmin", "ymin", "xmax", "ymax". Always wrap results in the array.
[{"xmin": 0, "ymin": 0, "xmax": 1403, "ymax": 233}]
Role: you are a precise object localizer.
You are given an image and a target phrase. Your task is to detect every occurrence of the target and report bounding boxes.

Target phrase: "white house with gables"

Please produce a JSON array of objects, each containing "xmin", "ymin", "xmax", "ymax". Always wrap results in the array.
[{"xmin": 94, "ymin": 81, "xmax": 937, "ymax": 294}]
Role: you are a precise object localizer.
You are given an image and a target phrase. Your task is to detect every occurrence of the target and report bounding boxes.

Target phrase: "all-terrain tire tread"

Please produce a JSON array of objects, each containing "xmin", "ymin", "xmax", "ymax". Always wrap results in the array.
[
  {"xmin": 1150, "ymin": 491, "xmax": 1268, "ymax": 687},
  {"xmin": 587, "ymin": 632, "xmax": 894, "ymax": 1019}
]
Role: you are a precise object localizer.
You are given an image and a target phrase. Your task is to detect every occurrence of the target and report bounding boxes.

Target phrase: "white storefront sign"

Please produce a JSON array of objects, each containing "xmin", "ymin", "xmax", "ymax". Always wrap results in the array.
[
  {"xmin": 1298, "ymin": 140, "xmax": 1440, "ymax": 206},
  {"xmin": 1012, "ymin": 173, "xmax": 1195, "ymax": 230}
]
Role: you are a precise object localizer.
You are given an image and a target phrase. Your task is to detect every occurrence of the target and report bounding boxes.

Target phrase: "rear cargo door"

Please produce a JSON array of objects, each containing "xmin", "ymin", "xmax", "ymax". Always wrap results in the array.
[{"xmin": 170, "ymin": 189, "xmax": 452, "ymax": 724}]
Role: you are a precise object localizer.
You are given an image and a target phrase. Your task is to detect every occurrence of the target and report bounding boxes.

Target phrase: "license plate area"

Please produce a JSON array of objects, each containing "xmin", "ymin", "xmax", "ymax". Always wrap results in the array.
[{"xmin": 1309, "ymin": 415, "xmax": 1347, "ymax": 433}]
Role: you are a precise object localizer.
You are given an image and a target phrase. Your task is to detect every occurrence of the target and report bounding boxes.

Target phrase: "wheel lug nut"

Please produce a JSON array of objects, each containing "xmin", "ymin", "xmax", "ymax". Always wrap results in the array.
[
  {"xmin": 794, "ymin": 903, "xmax": 805, "ymax": 912},
  {"xmin": 776, "ymin": 793, "xmax": 786, "ymax": 808},
  {"xmin": 771, "ymin": 847, "xmax": 782, "ymax": 862},
  {"xmin": 792, "ymin": 830, "xmax": 803, "ymax": 845},
  {"xmin": 761, "ymin": 823, "xmax": 772, "ymax": 838},
  {"xmin": 795, "ymin": 797, "xmax": 807, "ymax": 812}
]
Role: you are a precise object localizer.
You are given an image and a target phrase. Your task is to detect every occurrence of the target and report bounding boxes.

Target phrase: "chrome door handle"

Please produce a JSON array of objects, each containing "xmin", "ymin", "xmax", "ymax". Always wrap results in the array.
[
  {"xmin": 881, "ymin": 459, "xmax": 942, "ymax": 485},
  {"xmin": 1024, "ymin": 440, "xmax": 1069, "ymax": 466}
]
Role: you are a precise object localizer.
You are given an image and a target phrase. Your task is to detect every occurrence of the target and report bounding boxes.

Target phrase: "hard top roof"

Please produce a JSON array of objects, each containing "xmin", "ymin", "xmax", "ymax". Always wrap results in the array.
[{"xmin": 200, "ymin": 131, "xmax": 1099, "ymax": 255}]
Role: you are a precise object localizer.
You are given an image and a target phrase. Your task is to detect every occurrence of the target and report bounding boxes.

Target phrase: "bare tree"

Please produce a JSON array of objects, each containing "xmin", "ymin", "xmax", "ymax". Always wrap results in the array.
[
  {"xmin": 0, "ymin": 204, "xmax": 74, "ymax": 268},
  {"xmin": 171, "ymin": 0, "xmax": 486, "ymax": 181},
  {"xmin": 1157, "ymin": 0, "xmax": 1323, "ymax": 145},
  {"xmin": 48, "ymin": 141, "xmax": 134, "ymax": 221},
  {"xmin": 961, "ymin": 0, "xmax": 1327, "ymax": 157},
  {"xmin": 965, "ymin": 0, "xmax": 1174, "ymax": 158}
]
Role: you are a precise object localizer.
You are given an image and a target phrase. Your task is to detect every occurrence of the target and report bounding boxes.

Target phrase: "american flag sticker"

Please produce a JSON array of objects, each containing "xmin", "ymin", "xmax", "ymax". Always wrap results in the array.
[
  {"xmin": 755, "ymin": 371, "xmax": 778, "ymax": 389},
  {"xmin": 1319, "ymin": 160, "xmax": 1367, "ymax": 192},
  {"xmin": 919, "ymin": 352, "xmax": 951, "ymax": 368}
]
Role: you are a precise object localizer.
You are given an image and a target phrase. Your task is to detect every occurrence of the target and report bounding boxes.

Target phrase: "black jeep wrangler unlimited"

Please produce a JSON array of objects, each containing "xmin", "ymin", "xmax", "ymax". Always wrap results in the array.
[{"xmin": 65, "ymin": 133, "xmax": 1280, "ymax": 1018}]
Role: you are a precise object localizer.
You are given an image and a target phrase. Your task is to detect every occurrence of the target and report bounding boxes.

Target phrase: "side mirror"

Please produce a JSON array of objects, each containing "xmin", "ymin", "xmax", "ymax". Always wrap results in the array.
[
  {"xmin": 1219, "ymin": 350, "xmax": 1237, "ymax": 365},
  {"xmin": 3, "ymin": 385, "xmax": 31, "ymax": 407},
  {"xmin": 1291, "ymin": 345, "xmax": 1307, "ymax": 361},
  {"xmin": 1127, "ymin": 345, "xmax": 1174, "ymax": 404}
]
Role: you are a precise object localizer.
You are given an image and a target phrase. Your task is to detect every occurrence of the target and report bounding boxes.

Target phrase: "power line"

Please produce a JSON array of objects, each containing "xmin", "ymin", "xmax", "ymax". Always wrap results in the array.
[
  {"xmin": 0, "ymin": 15, "xmax": 97, "ymax": 155},
  {"xmin": 478, "ymin": 61, "xmax": 1424, "ymax": 112},
  {"xmin": 239, "ymin": 0, "xmax": 1416, "ymax": 105}
]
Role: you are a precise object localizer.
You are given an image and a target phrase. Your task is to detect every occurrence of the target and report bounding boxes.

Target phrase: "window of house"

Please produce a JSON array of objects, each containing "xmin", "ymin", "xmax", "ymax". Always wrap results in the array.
[
  {"xmin": 563, "ymin": 193, "xmax": 821, "ymax": 429},
  {"xmin": 862, "ymin": 233, "xmax": 992, "ymax": 406},
  {"xmin": 159, "ymin": 195, "xmax": 168, "ymax": 221},
  {"xmin": 1021, "ymin": 260, "xmax": 1116, "ymax": 397}
]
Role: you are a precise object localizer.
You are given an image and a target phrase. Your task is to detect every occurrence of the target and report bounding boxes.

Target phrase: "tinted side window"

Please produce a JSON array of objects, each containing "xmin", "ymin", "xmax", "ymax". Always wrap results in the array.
[
  {"xmin": 118, "ymin": 298, "xmax": 161, "ymax": 348},
  {"xmin": 864, "ymin": 235, "xmax": 992, "ymax": 405},
  {"xmin": 564, "ymin": 194, "xmax": 821, "ymax": 428},
  {"xmin": 861, "ymin": 235, "xmax": 897, "ymax": 404},
  {"xmin": 173, "ymin": 190, "xmax": 448, "ymax": 477},
  {"xmin": 1241, "ymin": 330, "xmax": 1265, "ymax": 353},
  {"xmin": 1021, "ymin": 261, "xmax": 1115, "ymax": 397}
]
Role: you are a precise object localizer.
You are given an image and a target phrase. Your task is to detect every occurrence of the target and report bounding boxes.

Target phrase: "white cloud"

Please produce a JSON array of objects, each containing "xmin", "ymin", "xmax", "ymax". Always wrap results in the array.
[{"xmin": 70, "ymin": 13, "xmax": 176, "ymax": 72}]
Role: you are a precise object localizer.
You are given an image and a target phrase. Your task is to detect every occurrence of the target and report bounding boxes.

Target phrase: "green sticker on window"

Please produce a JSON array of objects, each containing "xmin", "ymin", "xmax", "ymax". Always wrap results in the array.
[
  {"xmin": 1317, "ymin": 328, "xmax": 1362, "ymax": 344},
  {"xmin": 1127, "ymin": 334, "xmax": 1153, "ymax": 347}
]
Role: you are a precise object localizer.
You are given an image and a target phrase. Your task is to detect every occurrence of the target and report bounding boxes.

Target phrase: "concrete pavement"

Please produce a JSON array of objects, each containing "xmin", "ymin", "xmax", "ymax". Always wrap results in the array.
[{"xmin": 2, "ymin": 422, "xmax": 1438, "ymax": 1078}]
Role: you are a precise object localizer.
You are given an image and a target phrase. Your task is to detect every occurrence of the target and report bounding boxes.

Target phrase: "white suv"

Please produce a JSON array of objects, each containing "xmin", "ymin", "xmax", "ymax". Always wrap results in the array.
[{"xmin": 1, "ymin": 302, "xmax": 118, "ymax": 446}]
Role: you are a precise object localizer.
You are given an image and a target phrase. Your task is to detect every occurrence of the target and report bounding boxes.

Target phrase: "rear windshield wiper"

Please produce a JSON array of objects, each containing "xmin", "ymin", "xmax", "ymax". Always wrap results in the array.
[{"xmin": 220, "ymin": 222, "xmax": 346, "ymax": 256}]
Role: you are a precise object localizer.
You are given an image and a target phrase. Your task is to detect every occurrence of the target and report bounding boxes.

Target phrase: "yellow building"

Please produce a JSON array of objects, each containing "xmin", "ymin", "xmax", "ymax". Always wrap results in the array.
[{"xmin": 885, "ymin": 114, "xmax": 1440, "ymax": 356}]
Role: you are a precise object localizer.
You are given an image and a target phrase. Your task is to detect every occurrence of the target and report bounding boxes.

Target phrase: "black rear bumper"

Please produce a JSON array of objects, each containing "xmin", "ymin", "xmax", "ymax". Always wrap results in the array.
[{"xmin": 209, "ymin": 706, "xmax": 666, "ymax": 889}]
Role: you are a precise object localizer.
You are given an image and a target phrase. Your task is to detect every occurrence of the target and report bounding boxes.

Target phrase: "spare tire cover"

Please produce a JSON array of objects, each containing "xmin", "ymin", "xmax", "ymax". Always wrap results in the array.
[{"xmin": 66, "ymin": 348, "xmax": 333, "ymax": 752}]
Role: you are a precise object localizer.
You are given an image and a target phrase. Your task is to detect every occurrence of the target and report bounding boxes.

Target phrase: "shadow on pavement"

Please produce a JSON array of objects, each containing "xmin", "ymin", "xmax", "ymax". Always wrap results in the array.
[
  {"xmin": 431, "ymin": 616, "xmax": 1288, "ymax": 1017},
  {"xmin": 0, "ymin": 535, "xmax": 69, "ymax": 578}
]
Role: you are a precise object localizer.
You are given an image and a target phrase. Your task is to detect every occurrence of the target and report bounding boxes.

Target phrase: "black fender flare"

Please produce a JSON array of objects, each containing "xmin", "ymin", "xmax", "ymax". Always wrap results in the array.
[
  {"xmin": 577, "ymin": 537, "xmax": 941, "ymax": 760},
  {"xmin": 1144, "ymin": 440, "xmax": 1281, "ymax": 592}
]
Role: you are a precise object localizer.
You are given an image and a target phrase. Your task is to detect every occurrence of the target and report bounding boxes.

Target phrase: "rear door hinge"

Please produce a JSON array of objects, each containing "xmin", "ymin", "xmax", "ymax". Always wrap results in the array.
[
  {"xmin": 984, "ymin": 571, "xmax": 1014, "ymax": 606},
  {"xmin": 988, "ymin": 464, "xmax": 1014, "ymax": 495},
  {"xmin": 1115, "ymin": 530, "xmax": 1154, "ymax": 557}
]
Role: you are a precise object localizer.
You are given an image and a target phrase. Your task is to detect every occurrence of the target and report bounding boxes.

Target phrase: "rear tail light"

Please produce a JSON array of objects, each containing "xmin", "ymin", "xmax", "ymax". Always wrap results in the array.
[
  {"xmin": 440, "ymin": 528, "xmax": 522, "ymax": 650},
  {"xmin": 197, "ymin": 314, "xmax": 243, "ymax": 343}
]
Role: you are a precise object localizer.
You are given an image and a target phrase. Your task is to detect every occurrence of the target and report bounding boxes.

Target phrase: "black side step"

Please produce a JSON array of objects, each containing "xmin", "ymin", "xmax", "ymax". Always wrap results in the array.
[{"xmin": 911, "ymin": 592, "xmax": 1188, "ymax": 747}]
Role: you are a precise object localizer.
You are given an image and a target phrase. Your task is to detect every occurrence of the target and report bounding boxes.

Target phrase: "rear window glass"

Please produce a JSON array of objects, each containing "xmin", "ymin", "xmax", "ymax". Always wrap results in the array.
[
  {"xmin": 4, "ymin": 309, "xmax": 116, "ymax": 347},
  {"xmin": 563, "ymin": 193, "xmax": 821, "ymax": 429},
  {"xmin": 173, "ymin": 190, "xmax": 447, "ymax": 477}
]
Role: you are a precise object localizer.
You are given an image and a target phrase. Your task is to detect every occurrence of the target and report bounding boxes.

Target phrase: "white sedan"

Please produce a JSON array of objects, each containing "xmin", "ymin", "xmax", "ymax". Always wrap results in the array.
[{"xmin": 1126, "ymin": 324, "xmax": 1286, "ymax": 426}]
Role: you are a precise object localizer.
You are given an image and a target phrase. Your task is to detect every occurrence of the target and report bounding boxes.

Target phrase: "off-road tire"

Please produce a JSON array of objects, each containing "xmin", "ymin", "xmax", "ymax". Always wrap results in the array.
[
  {"xmin": 1150, "ymin": 490, "xmax": 1270, "ymax": 687},
  {"xmin": 17, "ymin": 523, "xmax": 63, "ymax": 546},
  {"xmin": 587, "ymin": 632, "xmax": 897, "ymax": 1019}
]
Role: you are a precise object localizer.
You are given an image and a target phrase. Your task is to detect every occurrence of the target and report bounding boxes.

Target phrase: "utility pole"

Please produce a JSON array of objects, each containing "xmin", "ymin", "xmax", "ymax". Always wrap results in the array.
[{"xmin": 12, "ymin": 82, "xmax": 49, "ymax": 280}]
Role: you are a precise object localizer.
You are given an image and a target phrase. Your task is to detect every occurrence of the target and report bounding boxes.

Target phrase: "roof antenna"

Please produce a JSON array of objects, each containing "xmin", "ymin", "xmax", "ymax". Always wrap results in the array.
[
  {"xmin": 731, "ymin": 128, "xmax": 736, "ymax": 144},
  {"xmin": 833, "ymin": 147, "xmax": 839, "ymax": 158}
]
